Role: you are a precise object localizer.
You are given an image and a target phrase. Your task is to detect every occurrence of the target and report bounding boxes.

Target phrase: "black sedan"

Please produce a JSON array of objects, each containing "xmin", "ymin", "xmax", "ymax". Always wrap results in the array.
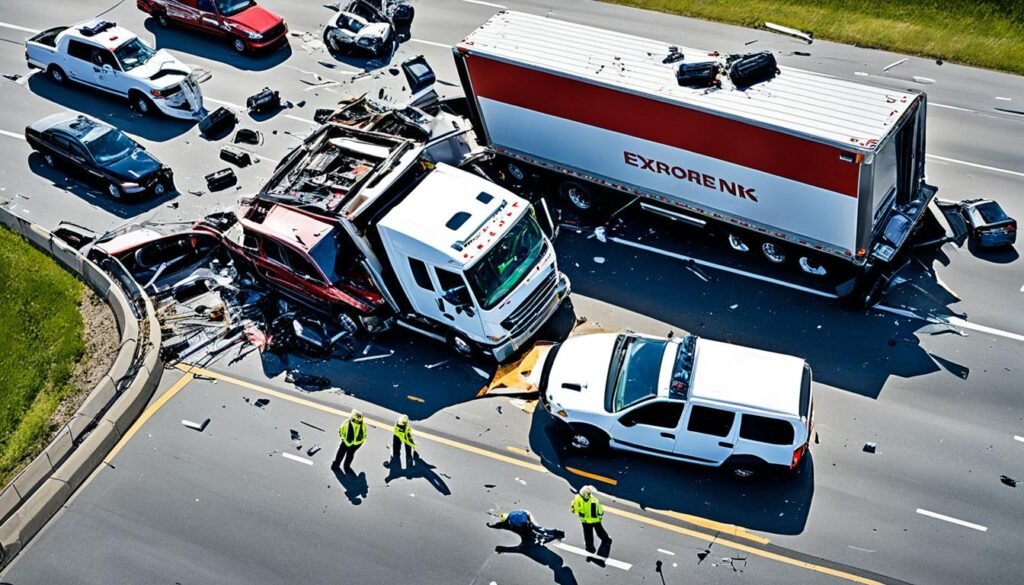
[
  {"xmin": 962, "ymin": 198, "xmax": 1017, "ymax": 248},
  {"xmin": 25, "ymin": 113, "xmax": 174, "ymax": 200}
]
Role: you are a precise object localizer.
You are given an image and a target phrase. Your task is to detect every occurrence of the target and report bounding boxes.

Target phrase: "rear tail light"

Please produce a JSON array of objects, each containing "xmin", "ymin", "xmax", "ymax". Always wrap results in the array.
[
  {"xmin": 791, "ymin": 444, "xmax": 806, "ymax": 469},
  {"xmin": 150, "ymin": 89, "xmax": 165, "ymax": 98}
]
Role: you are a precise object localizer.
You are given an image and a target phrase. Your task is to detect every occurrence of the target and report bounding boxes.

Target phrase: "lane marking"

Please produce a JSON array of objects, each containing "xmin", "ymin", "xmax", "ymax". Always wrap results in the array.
[
  {"xmin": 104, "ymin": 373, "xmax": 194, "ymax": 463},
  {"xmin": 204, "ymin": 96, "xmax": 245, "ymax": 110},
  {"xmin": 648, "ymin": 508, "xmax": 770, "ymax": 545},
  {"xmin": 0, "ymin": 129, "xmax": 26, "ymax": 141},
  {"xmin": 282, "ymin": 452, "xmax": 314, "ymax": 465},
  {"xmin": 461, "ymin": 0, "xmax": 507, "ymax": 8},
  {"xmin": 175, "ymin": 364, "xmax": 549, "ymax": 474},
  {"xmin": 657, "ymin": 548, "xmax": 676, "ymax": 556},
  {"xmin": 410, "ymin": 39, "xmax": 452, "ymax": 49},
  {"xmin": 926, "ymin": 154, "xmax": 1024, "ymax": 179},
  {"xmin": 929, "ymin": 103, "xmax": 975, "ymax": 113},
  {"xmin": 506, "ymin": 446, "xmax": 531, "ymax": 456},
  {"xmin": 285, "ymin": 114, "xmax": 316, "ymax": 125},
  {"xmin": 876, "ymin": 304, "xmax": 1024, "ymax": 343},
  {"xmin": 605, "ymin": 507, "xmax": 884, "ymax": 585},
  {"xmin": 565, "ymin": 466, "xmax": 618, "ymax": 486},
  {"xmin": 847, "ymin": 545, "xmax": 876, "ymax": 553},
  {"xmin": 995, "ymin": 97, "xmax": 1012, "ymax": 102},
  {"xmin": 553, "ymin": 542, "xmax": 633, "ymax": 570},
  {"xmin": 916, "ymin": 508, "xmax": 988, "ymax": 532},
  {"xmin": 176, "ymin": 364, "xmax": 885, "ymax": 585},
  {"xmin": 1015, "ymin": 435, "xmax": 1024, "ymax": 443},
  {"xmin": 0, "ymin": 21, "xmax": 40, "ymax": 34}
]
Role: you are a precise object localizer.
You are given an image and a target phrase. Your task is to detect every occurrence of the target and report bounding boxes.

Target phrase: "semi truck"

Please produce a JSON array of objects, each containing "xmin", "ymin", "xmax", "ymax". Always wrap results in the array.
[
  {"xmin": 250, "ymin": 111, "xmax": 570, "ymax": 361},
  {"xmin": 453, "ymin": 11, "xmax": 938, "ymax": 301}
]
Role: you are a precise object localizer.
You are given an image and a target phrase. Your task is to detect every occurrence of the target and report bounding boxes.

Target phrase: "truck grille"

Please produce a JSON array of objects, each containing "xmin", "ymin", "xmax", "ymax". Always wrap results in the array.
[{"xmin": 501, "ymin": 268, "xmax": 558, "ymax": 336}]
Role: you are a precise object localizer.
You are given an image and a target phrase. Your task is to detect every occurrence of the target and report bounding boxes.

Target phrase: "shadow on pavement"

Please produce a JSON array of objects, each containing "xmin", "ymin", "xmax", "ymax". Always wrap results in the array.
[
  {"xmin": 527, "ymin": 412, "xmax": 815, "ymax": 536},
  {"xmin": 384, "ymin": 456, "xmax": 451, "ymax": 496},
  {"xmin": 494, "ymin": 540, "xmax": 579, "ymax": 585},
  {"xmin": 144, "ymin": 19, "xmax": 293, "ymax": 72},
  {"xmin": 335, "ymin": 469, "xmax": 368, "ymax": 505}
]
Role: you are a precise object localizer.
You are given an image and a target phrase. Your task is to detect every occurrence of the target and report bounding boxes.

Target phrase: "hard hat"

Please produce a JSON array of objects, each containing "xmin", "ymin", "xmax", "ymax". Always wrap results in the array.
[
  {"xmin": 397, "ymin": 414, "xmax": 409, "ymax": 426},
  {"xmin": 351, "ymin": 409, "xmax": 363, "ymax": 421},
  {"xmin": 580, "ymin": 485, "xmax": 595, "ymax": 498}
]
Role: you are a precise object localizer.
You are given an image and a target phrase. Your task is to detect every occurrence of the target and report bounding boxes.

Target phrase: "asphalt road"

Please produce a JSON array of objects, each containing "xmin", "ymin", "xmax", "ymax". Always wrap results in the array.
[{"xmin": 1, "ymin": 0, "xmax": 1023, "ymax": 584}]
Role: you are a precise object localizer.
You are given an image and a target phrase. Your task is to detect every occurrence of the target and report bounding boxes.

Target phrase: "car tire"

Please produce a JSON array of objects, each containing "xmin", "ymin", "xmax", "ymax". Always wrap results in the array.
[
  {"xmin": 568, "ymin": 425, "xmax": 609, "ymax": 452},
  {"xmin": 48, "ymin": 65, "xmax": 66, "ymax": 85},
  {"xmin": 156, "ymin": 12, "xmax": 171, "ymax": 27},
  {"xmin": 233, "ymin": 38, "xmax": 248, "ymax": 53},
  {"xmin": 559, "ymin": 180, "xmax": 596, "ymax": 213},
  {"xmin": 107, "ymin": 182, "xmax": 123, "ymax": 200},
  {"xmin": 152, "ymin": 181, "xmax": 168, "ymax": 197},
  {"xmin": 130, "ymin": 91, "xmax": 153, "ymax": 116}
]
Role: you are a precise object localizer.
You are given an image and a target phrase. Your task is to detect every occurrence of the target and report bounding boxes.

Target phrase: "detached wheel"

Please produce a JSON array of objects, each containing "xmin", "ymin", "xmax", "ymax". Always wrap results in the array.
[
  {"xmin": 48, "ymin": 66, "xmax": 66, "ymax": 85},
  {"xmin": 233, "ymin": 38, "xmax": 248, "ymax": 53},
  {"xmin": 559, "ymin": 180, "xmax": 595, "ymax": 212},
  {"xmin": 107, "ymin": 182, "xmax": 123, "ymax": 200},
  {"xmin": 568, "ymin": 425, "xmax": 608, "ymax": 452}
]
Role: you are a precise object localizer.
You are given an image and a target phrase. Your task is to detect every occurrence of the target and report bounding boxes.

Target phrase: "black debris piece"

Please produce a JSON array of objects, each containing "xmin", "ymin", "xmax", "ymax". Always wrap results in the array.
[
  {"xmin": 295, "ymin": 100, "xmax": 306, "ymax": 108},
  {"xmin": 2, "ymin": 73, "xmax": 22, "ymax": 82},
  {"xmin": 220, "ymin": 146, "xmax": 253, "ymax": 167},
  {"xmin": 199, "ymin": 106, "xmax": 238, "ymax": 139},
  {"xmin": 254, "ymin": 398, "xmax": 270, "ymax": 408},
  {"xmin": 676, "ymin": 61, "xmax": 720, "ymax": 88},
  {"xmin": 234, "ymin": 128, "xmax": 263, "ymax": 145},
  {"xmin": 793, "ymin": 51, "xmax": 811, "ymax": 56},
  {"xmin": 662, "ymin": 46, "xmax": 684, "ymax": 64},
  {"xmin": 161, "ymin": 336, "xmax": 190, "ymax": 360},
  {"xmin": 307, "ymin": 444, "xmax": 321, "ymax": 456},
  {"xmin": 247, "ymin": 87, "xmax": 282, "ymax": 113},
  {"xmin": 1001, "ymin": 475, "xmax": 1019, "ymax": 488},
  {"xmin": 314, "ymin": 108, "xmax": 334, "ymax": 124},
  {"xmin": 205, "ymin": 168, "xmax": 238, "ymax": 191},
  {"xmin": 301, "ymin": 420, "xmax": 326, "ymax": 432},
  {"xmin": 726, "ymin": 51, "xmax": 779, "ymax": 88},
  {"xmin": 285, "ymin": 370, "xmax": 332, "ymax": 389},
  {"xmin": 863, "ymin": 442, "xmax": 877, "ymax": 453}
]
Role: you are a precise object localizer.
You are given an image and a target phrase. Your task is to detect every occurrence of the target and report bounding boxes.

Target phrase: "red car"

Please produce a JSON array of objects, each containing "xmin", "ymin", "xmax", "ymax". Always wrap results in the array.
[{"xmin": 137, "ymin": 0, "xmax": 288, "ymax": 53}]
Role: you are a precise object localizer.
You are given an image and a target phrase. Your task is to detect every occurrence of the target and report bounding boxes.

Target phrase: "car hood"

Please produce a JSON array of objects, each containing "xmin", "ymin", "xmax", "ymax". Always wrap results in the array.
[
  {"xmin": 358, "ymin": 23, "xmax": 391, "ymax": 40},
  {"xmin": 103, "ymin": 148, "xmax": 163, "ymax": 181},
  {"xmin": 229, "ymin": 5, "xmax": 282, "ymax": 33},
  {"xmin": 130, "ymin": 51, "xmax": 191, "ymax": 84},
  {"xmin": 543, "ymin": 333, "xmax": 618, "ymax": 415}
]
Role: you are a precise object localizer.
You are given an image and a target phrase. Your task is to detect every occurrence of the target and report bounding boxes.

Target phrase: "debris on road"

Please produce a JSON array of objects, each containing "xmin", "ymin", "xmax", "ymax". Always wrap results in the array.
[
  {"xmin": 883, "ymin": 58, "xmax": 908, "ymax": 72},
  {"xmin": 593, "ymin": 257, "xmax": 605, "ymax": 264},
  {"xmin": 234, "ymin": 128, "xmax": 263, "ymax": 145},
  {"xmin": 247, "ymin": 87, "xmax": 282, "ymax": 114},
  {"xmin": 255, "ymin": 398, "xmax": 270, "ymax": 408},
  {"xmin": 220, "ymin": 146, "xmax": 253, "ymax": 168},
  {"xmin": 182, "ymin": 418, "xmax": 210, "ymax": 431},
  {"xmin": 763, "ymin": 21, "xmax": 813, "ymax": 44},
  {"xmin": 863, "ymin": 442, "xmax": 877, "ymax": 454},
  {"xmin": 205, "ymin": 168, "xmax": 238, "ymax": 191},
  {"xmin": 307, "ymin": 444, "xmax": 322, "ymax": 456},
  {"xmin": 1001, "ymin": 475, "xmax": 1018, "ymax": 488},
  {"xmin": 199, "ymin": 106, "xmax": 238, "ymax": 139}
]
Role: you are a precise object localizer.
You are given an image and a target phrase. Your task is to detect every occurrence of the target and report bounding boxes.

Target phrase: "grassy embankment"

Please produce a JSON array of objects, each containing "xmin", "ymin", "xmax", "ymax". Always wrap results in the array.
[
  {"xmin": 602, "ymin": 0, "xmax": 1024, "ymax": 75},
  {"xmin": 0, "ymin": 228, "xmax": 86, "ymax": 486}
]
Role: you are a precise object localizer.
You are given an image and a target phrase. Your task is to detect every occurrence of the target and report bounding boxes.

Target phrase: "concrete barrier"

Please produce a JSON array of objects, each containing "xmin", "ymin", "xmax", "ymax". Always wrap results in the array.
[{"xmin": 0, "ymin": 207, "xmax": 163, "ymax": 568}]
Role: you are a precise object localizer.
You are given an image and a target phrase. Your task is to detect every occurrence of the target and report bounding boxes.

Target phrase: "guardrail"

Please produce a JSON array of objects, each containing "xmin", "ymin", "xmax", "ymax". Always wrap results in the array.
[{"xmin": 0, "ymin": 207, "xmax": 163, "ymax": 568}]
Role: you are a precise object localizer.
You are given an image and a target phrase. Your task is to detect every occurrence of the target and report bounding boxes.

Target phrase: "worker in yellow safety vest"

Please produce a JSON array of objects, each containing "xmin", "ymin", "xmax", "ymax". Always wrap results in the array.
[
  {"xmin": 332, "ymin": 409, "xmax": 367, "ymax": 473},
  {"xmin": 392, "ymin": 414, "xmax": 417, "ymax": 467},
  {"xmin": 570, "ymin": 485, "xmax": 611, "ymax": 552}
]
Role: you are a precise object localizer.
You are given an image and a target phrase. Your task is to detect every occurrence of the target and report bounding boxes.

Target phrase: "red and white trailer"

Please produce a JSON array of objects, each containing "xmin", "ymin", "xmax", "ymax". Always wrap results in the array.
[{"xmin": 453, "ymin": 11, "xmax": 937, "ymax": 292}]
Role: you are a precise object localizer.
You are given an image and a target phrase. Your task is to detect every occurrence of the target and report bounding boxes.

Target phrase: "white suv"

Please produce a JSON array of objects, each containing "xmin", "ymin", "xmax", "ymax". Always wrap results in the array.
[{"xmin": 537, "ymin": 332, "xmax": 813, "ymax": 477}]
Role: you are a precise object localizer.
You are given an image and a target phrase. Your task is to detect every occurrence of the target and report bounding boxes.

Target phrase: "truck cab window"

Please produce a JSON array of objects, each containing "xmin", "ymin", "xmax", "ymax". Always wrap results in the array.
[
  {"xmin": 435, "ymin": 267, "xmax": 470, "ymax": 304},
  {"xmin": 408, "ymin": 258, "xmax": 433, "ymax": 291},
  {"xmin": 686, "ymin": 406, "xmax": 735, "ymax": 437},
  {"xmin": 619, "ymin": 401, "xmax": 684, "ymax": 429}
]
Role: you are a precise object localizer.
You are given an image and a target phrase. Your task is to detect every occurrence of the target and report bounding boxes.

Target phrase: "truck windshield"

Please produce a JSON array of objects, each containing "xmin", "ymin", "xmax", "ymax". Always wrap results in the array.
[
  {"xmin": 114, "ymin": 38, "xmax": 155, "ymax": 71},
  {"xmin": 606, "ymin": 335, "xmax": 668, "ymax": 412},
  {"xmin": 83, "ymin": 128, "xmax": 135, "ymax": 164},
  {"xmin": 216, "ymin": 0, "xmax": 254, "ymax": 16},
  {"xmin": 466, "ymin": 213, "xmax": 546, "ymax": 310}
]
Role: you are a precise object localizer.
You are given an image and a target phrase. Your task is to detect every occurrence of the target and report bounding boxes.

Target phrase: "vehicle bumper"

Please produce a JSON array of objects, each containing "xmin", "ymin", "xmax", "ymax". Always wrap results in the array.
[
  {"xmin": 153, "ymin": 99, "xmax": 205, "ymax": 120},
  {"xmin": 977, "ymin": 231, "xmax": 1016, "ymax": 248},
  {"xmin": 246, "ymin": 25, "xmax": 289, "ymax": 52},
  {"xmin": 489, "ymin": 273, "xmax": 571, "ymax": 362}
]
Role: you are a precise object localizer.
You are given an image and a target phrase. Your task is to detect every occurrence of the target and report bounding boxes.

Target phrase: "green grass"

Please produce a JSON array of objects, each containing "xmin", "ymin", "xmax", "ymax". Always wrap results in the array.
[
  {"xmin": 0, "ymin": 227, "xmax": 86, "ymax": 486},
  {"xmin": 601, "ymin": 0, "xmax": 1024, "ymax": 75}
]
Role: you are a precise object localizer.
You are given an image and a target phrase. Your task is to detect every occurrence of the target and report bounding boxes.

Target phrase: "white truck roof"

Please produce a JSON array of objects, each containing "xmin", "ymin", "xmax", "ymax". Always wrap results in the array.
[
  {"xmin": 377, "ymin": 163, "xmax": 529, "ymax": 268},
  {"xmin": 688, "ymin": 339, "xmax": 806, "ymax": 418},
  {"xmin": 458, "ymin": 11, "xmax": 921, "ymax": 152}
]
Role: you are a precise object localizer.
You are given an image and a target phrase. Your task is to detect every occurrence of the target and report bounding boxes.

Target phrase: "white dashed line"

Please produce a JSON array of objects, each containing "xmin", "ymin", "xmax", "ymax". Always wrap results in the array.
[
  {"xmin": 282, "ymin": 452, "xmax": 314, "ymax": 466},
  {"xmin": 553, "ymin": 543, "xmax": 633, "ymax": 570},
  {"xmin": 929, "ymin": 103, "xmax": 975, "ymax": 113},
  {"xmin": 916, "ymin": 508, "xmax": 987, "ymax": 532},
  {"xmin": 0, "ymin": 129, "xmax": 26, "ymax": 141},
  {"xmin": 1014, "ymin": 435, "xmax": 1024, "ymax": 443},
  {"xmin": 285, "ymin": 114, "xmax": 317, "ymax": 125},
  {"xmin": 926, "ymin": 154, "xmax": 1024, "ymax": 179},
  {"xmin": 462, "ymin": 0, "xmax": 507, "ymax": 8},
  {"xmin": 0, "ymin": 21, "xmax": 40, "ymax": 34},
  {"xmin": 204, "ymin": 97, "xmax": 245, "ymax": 110},
  {"xmin": 995, "ymin": 97, "xmax": 1012, "ymax": 101},
  {"xmin": 409, "ymin": 39, "xmax": 452, "ymax": 49},
  {"xmin": 656, "ymin": 548, "xmax": 676, "ymax": 556}
]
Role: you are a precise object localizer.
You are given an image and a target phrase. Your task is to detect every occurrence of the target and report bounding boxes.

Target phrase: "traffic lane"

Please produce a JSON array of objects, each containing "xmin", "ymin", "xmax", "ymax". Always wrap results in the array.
[
  {"xmin": 926, "ymin": 106, "xmax": 1024, "ymax": 186},
  {"xmin": 0, "ymin": 375, "xmax": 863, "ymax": 585}
]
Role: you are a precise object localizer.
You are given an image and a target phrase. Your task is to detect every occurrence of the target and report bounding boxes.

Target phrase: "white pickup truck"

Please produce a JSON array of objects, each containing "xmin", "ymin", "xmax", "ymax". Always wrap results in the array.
[{"xmin": 26, "ymin": 20, "xmax": 204, "ymax": 119}]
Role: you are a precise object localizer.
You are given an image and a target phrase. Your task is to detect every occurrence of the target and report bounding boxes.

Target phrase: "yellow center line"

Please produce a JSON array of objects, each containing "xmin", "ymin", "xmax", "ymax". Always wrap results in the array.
[
  {"xmin": 104, "ymin": 373, "xmax": 194, "ymax": 464},
  {"xmin": 176, "ymin": 364, "xmax": 881, "ymax": 585},
  {"xmin": 647, "ymin": 508, "xmax": 771, "ymax": 545},
  {"xmin": 564, "ymin": 466, "xmax": 618, "ymax": 486}
]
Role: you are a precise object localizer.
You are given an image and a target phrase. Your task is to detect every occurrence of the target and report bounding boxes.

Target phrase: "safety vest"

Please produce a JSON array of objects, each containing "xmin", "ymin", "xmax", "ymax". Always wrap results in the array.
[
  {"xmin": 339, "ymin": 419, "xmax": 367, "ymax": 447},
  {"xmin": 393, "ymin": 422, "xmax": 416, "ymax": 448},
  {"xmin": 571, "ymin": 494, "xmax": 603, "ymax": 524}
]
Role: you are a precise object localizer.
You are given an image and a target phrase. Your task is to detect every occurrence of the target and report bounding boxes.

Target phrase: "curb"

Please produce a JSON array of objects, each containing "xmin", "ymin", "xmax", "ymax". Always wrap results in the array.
[{"xmin": 0, "ymin": 207, "xmax": 163, "ymax": 569}]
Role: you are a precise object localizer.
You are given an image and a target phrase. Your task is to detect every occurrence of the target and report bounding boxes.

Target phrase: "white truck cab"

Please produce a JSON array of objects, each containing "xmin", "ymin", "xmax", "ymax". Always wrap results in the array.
[
  {"xmin": 538, "ymin": 332, "xmax": 813, "ymax": 477},
  {"xmin": 26, "ymin": 20, "xmax": 204, "ymax": 119},
  {"xmin": 378, "ymin": 163, "xmax": 568, "ymax": 360}
]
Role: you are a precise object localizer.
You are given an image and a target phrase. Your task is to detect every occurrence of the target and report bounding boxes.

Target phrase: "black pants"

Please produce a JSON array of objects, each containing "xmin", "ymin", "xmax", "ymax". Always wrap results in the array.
[
  {"xmin": 582, "ymin": 522, "xmax": 610, "ymax": 552},
  {"xmin": 332, "ymin": 443, "xmax": 360, "ymax": 471},
  {"xmin": 392, "ymin": 436, "xmax": 414, "ymax": 465}
]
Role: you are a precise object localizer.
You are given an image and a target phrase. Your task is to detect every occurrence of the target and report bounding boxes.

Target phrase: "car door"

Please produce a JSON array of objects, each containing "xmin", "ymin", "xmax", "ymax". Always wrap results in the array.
[
  {"xmin": 431, "ymin": 266, "xmax": 482, "ymax": 335},
  {"xmin": 165, "ymin": 0, "xmax": 198, "ymax": 27},
  {"xmin": 64, "ymin": 40, "xmax": 96, "ymax": 84},
  {"xmin": 609, "ymin": 400, "xmax": 685, "ymax": 456},
  {"xmin": 91, "ymin": 48, "xmax": 130, "ymax": 95},
  {"xmin": 194, "ymin": 0, "xmax": 225, "ymax": 34},
  {"xmin": 51, "ymin": 133, "xmax": 102, "ymax": 186},
  {"xmin": 674, "ymin": 404, "xmax": 739, "ymax": 465}
]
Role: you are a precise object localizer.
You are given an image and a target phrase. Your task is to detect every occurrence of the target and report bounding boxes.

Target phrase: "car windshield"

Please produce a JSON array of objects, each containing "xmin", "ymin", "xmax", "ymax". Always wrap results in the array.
[
  {"xmin": 114, "ymin": 38, "xmax": 156, "ymax": 71},
  {"xmin": 307, "ymin": 228, "xmax": 347, "ymax": 285},
  {"xmin": 974, "ymin": 202, "xmax": 1009, "ymax": 224},
  {"xmin": 347, "ymin": 17, "xmax": 365, "ymax": 32},
  {"xmin": 466, "ymin": 212, "xmax": 547, "ymax": 310},
  {"xmin": 216, "ymin": 0, "xmax": 254, "ymax": 16},
  {"xmin": 669, "ymin": 335, "xmax": 697, "ymax": 399},
  {"xmin": 83, "ymin": 128, "xmax": 135, "ymax": 164},
  {"xmin": 606, "ymin": 335, "xmax": 668, "ymax": 412}
]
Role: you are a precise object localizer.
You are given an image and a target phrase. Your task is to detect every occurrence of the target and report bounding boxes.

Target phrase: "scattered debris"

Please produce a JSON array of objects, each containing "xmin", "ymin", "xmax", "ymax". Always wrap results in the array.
[
  {"xmin": 352, "ymin": 351, "xmax": 394, "ymax": 362},
  {"xmin": 729, "ymin": 304, "xmax": 738, "ymax": 310},
  {"xmin": 182, "ymin": 418, "xmax": 210, "ymax": 431},
  {"xmin": 407, "ymin": 395, "xmax": 425, "ymax": 403},
  {"xmin": 662, "ymin": 46, "xmax": 684, "ymax": 64},
  {"xmin": 1001, "ymin": 475, "xmax": 1018, "ymax": 488},
  {"xmin": 593, "ymin": 257, "xmax": 605, "ymax": 264},
  {"xmin": 883, "ymin": 58, "xmax": 908, "ymax": 72},
  {"xmin": 285, "ymin": 370, "xmax": 332, "ymax": 389},
  {"xmin": 912, "ymin": 76, "xmax": 936, "ymax": 85},
  {"xmin": 2, "ymin": 73, "xmax": 22, "ymax": 82},
  {"xmin": 301, "ymin": 420, "xmax": 325, "ymax": 432},
  {"xmin": 593, "ymin": 226, "xmax": 607, "ymax": 243},
  {"xmin": 247, "ymin": 87, "xmax": 282, "ymax": 113},
  {"xmin": 205, "ymin": 168, "xmax": 238, "ymax": 191},
  {"xmin": 220, "ymin": 146, "xmax": 253, "ymax": 167},
  {"xmin": 307, "ymin": 444, "xmax": 322, "ymax": 456},
  {"xmin": 863, "ymin": 442, "xmax": 877, "ymax": 454},
  {"xmin": 254, "ymin": 398, "xmax": 270, "ymax": 408},
  {"xmin": 472, "ymin": 366, "xmax": 490, "ymax": 379},
  {"xmin": 199, "ymin": 106, "xmax": 238, "ymax": 139},
  {"xmin": 425, "ymin": 358, "xmax": 451, "ymax": 369},
  {"xmin": 234, "ymin": 128, "xmax": 263, "ymax": 145},
  {"xmin": 763, "ymin": 21, "xmax": 813, "ymax": 44}
]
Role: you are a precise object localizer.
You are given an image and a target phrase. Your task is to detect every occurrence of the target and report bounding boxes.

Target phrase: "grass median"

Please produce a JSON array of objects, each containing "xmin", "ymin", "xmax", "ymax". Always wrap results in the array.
[
  {"xmin": 0, "ymin": 227, "xmax": 87, "ymax": 486},
  {"xmin": 602, "ymin": 0, "xmax": 1024, "ymax": 75}
]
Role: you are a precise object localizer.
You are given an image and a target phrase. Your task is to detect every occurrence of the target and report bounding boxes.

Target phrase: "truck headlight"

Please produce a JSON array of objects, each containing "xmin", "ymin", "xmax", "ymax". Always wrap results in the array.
[{"xmin": 246, "ymin": 31, "xmax": 263, "ymax": 40}]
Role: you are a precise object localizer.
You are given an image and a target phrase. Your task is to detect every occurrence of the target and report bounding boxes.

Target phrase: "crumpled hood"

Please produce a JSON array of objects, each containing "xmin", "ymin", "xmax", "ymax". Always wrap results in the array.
[
  {"xmin": 129, "ymin": 50, "xmax": 191, "ymax": 87},
  {"xmin": 358, "ymin": 22, "xmax": 391, "ymax": 41},
  {"xmin": 228, "ymin": 5, "xmax": 282, "ymax": 34},
  {"xmin": 103, "ymin": 148, "xmax": 163, "ymax": 182}
]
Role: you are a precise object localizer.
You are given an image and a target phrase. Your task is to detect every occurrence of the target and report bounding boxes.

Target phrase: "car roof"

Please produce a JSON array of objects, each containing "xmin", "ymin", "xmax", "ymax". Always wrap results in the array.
[
  {"xmin": 243, "ymin": 204, "xmax": 336, "ymax": 254},
  {"xmin": 688, "ymin": 338, "xmax": 806, "ymax": 418},
  {"xmin": 29, "ymin": 113, "xmax": 112, "ymax": 141}
]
